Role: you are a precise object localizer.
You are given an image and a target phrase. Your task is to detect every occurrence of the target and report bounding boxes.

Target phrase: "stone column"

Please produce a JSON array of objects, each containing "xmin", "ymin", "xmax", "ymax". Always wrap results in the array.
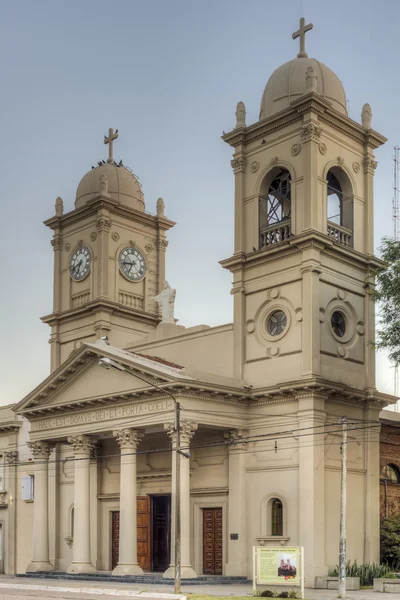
[
  {"xmin": 163, "ymin": 420, "xmax": 198, "ymax": 579},
  {"xmin": 112, "ymin": 428, "xmax": 144, "ymax": 576},
  {"xmin": 26, "ymin": 441, "xmax": 54, "ymax": 572},
  {"xmin": 67, "ymin": 435, "xmax": 97, "ymax": 574},
  {"xmin": 225, "ymin": 429, "xmax": 248, "ymax": 576}
]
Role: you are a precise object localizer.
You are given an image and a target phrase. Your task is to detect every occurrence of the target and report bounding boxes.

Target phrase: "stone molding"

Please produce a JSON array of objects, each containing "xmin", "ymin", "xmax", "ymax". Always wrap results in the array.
[
  {"xmin": 363, "ymin": 156, "xmax": 378, "ymax": 175},
  {"xmin": 51, "ymin": 235, "xmax": 62, "ymax": 251},
  {"xmin": 224, "ymin": 429, "xmax": 249, "ymax": 449},
  {"xmin": 301, "ymin": 123, "xmax": 322, "ymax": 143},
  {"xmin": 67, "ymin": 435, "xmax": 97, "ymax": 456},
  {"xmin": 164, "ymin": 419, "xmax": 198, "ymax": 444},
  {"xmin": 4, "ymin": 450, "xmax": 18, "ymax": 465},
  {"xmin": 27, "ymin": 441, "xmax": 53, "ymax": 460},
  {"xmin": 230, "ymin": 156, "xmax": 246, "ymax": 174},
  {"xmin": 96, "ymin": 216, "xmax": 112, "ymax": 232},
  {"xmin": 113, "ymin": 428, "xmax": 144, "ymax": 449}
]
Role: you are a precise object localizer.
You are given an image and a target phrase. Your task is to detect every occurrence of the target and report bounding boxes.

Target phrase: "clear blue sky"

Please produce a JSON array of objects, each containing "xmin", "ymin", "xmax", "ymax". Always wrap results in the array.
[{"xmin": 0, "ymin": 0, "xmax": 398, "ymax": 404}]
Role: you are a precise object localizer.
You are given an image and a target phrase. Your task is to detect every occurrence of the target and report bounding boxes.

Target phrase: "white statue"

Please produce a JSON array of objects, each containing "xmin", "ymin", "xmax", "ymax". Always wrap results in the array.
[{"xmin": 150, "ymin": 281, "xmax": 176, "ymax": 323}]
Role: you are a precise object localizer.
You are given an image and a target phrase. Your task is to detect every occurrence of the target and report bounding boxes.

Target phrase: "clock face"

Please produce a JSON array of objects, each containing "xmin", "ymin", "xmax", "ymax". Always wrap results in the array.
[
  {"xmin": 69, "ymin": 246, "xmax": 91, "ymax": 281},
  {"xmin": 119, "ymin": 247, "xmax": 146, "ymax": 281}
]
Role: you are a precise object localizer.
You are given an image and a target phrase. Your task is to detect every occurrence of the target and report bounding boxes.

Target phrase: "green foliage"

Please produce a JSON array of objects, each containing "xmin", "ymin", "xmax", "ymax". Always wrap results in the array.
[
  {"xmin": 369, "ymin": 237, "xmax": 400, "ymax": 365},
  {"xmin": 381, "ymin": 516, "xmax": 400, "ymax": 570},
  {"xmin": 329, "ymin": 559, "xmax": 396, "ymax": 586}
]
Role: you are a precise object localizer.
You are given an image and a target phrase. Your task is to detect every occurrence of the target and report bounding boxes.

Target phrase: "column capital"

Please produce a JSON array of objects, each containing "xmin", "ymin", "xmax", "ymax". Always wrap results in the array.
[
  {"xmin": 164, "ymin": 419, "xmax": 198, "ymax": 444},
  {"xmin": 224, "ymin": 429, "xmax": 249, "ymax": 449},
  {"xmin": 113, "ymin": 428, "xmax": 144, "ymax": 449},
  {"xmin": 68, "ymin": 435, "xmax": 97, "ymax": 456},
  {"xmin": 28, "ymin": 441, "xmax": 53, "ymax": 460},
  {"xmin": 4, "ymin": 450, "xmax": 18, "ymax": 464}
]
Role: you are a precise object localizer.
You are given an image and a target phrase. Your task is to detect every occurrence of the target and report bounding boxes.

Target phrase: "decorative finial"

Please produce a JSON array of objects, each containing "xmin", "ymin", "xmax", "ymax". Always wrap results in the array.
[
  {"xmin": 55, "ymin": 196, "xmax": 64, "ymax": 217},
  {"xmin": 104, "ymin": 128, "xmax": 119, "ymax": 164},
  {"xmin": 99, "ymin": 173, "xmax": 109, "ymax": 197},
  {"xmin": 156, "ymin": 197, "xmax": 165, "ymax": 217},
  {"xmin": 235, "ymin": 101, "xmax": 246, "ymax": 129},
  {"xmin": 361, "ymin": 103, "xmax": 372, "ymax": 129},
  {"xmin": 305, "ymin": 66, "xmax": 317, "ymax": 92},
  {"xmin": 292, "ymin": 17, "xmax": 314, "ymax": 58}
]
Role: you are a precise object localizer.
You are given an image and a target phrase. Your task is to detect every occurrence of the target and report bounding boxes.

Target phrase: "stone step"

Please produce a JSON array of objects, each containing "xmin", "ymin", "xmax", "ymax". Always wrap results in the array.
[{"xmin": 17, "ymin": 572, "xmax": 251, "ymax": 585}]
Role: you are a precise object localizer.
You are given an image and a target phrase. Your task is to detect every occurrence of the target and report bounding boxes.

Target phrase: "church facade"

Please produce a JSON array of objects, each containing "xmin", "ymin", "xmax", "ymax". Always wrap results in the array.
[{"xmin": 0, "ymin": 18, "xmax": 395, "ymax": 587}]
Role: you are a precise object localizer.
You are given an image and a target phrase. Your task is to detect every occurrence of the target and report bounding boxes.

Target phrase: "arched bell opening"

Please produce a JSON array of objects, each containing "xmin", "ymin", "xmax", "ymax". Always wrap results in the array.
[
  {"xmin": 259, "ymin": 168, "xmax": 292, "ymax": 248},
  {"xmin": 326, "ymin": 167, "xmax": 354, "ymax": 247}
]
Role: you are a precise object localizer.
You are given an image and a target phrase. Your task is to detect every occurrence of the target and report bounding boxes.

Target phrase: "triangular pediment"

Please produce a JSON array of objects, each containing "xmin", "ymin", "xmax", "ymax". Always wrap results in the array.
[{"xmin": 15, "ymin": 340, "xmax": 193, "ymax": 416}]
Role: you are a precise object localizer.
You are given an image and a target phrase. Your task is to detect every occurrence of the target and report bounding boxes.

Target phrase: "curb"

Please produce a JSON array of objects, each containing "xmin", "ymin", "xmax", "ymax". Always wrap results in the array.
[{"xmin": 0, "ymin": 582, "xmax": 186, "ymax": 598}]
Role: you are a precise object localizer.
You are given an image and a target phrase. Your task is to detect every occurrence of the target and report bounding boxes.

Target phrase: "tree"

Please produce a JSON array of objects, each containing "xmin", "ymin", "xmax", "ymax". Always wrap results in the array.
[{"xmin": 370, "ymin": 237, "xmax": 400, "ymax": 365}]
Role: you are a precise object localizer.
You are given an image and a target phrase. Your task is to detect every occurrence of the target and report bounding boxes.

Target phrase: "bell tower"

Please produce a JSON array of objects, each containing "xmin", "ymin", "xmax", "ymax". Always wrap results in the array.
[
  {"xmin": 221, "ymin": 20, "xmax": 386, "ymax": 388},
  {"xmin": 43, "ymin": 130, "xmax": 175, "ymax": 371}
]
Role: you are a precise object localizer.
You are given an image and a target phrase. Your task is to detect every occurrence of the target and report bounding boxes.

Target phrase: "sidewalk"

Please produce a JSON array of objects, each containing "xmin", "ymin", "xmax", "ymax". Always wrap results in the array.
[{"xmin": 0, "ymin": 576, "xmax": 400, "ymax": 598}]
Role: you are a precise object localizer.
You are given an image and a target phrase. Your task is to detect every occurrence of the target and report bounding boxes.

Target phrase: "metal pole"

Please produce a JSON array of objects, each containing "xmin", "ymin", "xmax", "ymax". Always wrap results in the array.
[
  {"xmin": 338, "ymin": 417, "xmax": 347, "ymax": 599},
  {"xmin": 174, "ymin": 401, "xmax": 181, "ymax": 594}
]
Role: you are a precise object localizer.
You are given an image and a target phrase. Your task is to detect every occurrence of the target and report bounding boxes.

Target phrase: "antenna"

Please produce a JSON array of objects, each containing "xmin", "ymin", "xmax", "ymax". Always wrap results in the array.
[{"xmin": 393, "ymin": 147, "xmax": 400, "ymax": 409}]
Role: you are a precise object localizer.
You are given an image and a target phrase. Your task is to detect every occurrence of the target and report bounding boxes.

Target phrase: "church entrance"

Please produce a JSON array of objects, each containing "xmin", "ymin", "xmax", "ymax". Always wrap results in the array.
[
  {"xmin": 203, "ymin": 507, "xmax": 223, "ymax": 575},
  {"xmin": 111, "ymin": 495, "xmax": 170, "ymax": 572},
  {"xmin": 151, "ymin": 495, "xmax": 171, "ymax": 571}
]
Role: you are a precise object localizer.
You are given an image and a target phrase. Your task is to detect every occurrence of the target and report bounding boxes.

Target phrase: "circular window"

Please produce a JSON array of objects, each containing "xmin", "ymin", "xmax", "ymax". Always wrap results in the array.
[
  {"xmin": 267, "ymin": 310, "xmax": 287, "ymax": 336},
  {"xmin": 331, "ymin": 311, "xmax": 346, "ymax": 338}
]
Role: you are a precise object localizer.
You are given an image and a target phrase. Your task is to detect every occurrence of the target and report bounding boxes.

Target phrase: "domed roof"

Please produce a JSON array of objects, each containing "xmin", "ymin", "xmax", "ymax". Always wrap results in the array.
[
  {"xmin": 260, "ymin": 56, "xmax": 347, "ymax": 120},
  {"xmin": 75, "ymin": 162, "xmax": 145, "ymax": 212}
]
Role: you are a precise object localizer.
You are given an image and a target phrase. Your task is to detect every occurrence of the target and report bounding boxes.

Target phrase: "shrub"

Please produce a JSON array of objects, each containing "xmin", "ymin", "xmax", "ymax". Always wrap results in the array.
[
  {"xmin": 381, "ymin": 516, "xmax": 400, "ymax": 570},
  {"xmin": 329, "ymin": 559, "xmax": 396, "ymax": 586},
  {"xmin": 260, "ymin": 591, "xmax": 274, "ymax": 597}
]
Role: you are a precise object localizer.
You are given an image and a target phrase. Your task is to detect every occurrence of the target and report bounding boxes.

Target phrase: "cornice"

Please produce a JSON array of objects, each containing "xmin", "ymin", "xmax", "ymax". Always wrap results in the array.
[
  {"xmin": 222, "ymin": 94, "xmax": 387, "ymax": 150},
  {"xmin": 41, "ymin": 299, "xmax": 160, "ymax": 327},
  {"xmin": 44, "ymin": 196, "xmax": 175, "ymax": 232},
  {"xmin": 220, "ymin": 231, "xmax": 384, "ymax": 273},
  {"xmin": 0, "ymin": 421, "xmax": 22, "ymax": 434}
]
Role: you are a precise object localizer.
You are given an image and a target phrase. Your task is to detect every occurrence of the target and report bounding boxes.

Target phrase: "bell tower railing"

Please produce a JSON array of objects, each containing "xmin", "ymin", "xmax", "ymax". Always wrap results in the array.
[
  {"xmin": 260, "ymin": 220, "xmax": 291, "ymax": 248},
  {"xmin": 326, "ymin": 221, "xmax": 352, "ymax": 247}
]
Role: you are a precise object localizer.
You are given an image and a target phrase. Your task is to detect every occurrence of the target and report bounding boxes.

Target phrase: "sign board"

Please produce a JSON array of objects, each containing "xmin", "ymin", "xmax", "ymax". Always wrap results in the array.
[{"xmin": 253, "ymin": 546, "xmax": 304, "ymax": 598}]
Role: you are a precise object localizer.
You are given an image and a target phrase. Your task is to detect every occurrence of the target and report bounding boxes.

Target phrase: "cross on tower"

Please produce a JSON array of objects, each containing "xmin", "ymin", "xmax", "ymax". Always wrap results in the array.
[
  {"xmin": 292, "ymin": 17, "xmax": 314, "ymax": 58},
  {"xmin": 104, "ymin": 128, "xmax": 119, "ymax": 164}
]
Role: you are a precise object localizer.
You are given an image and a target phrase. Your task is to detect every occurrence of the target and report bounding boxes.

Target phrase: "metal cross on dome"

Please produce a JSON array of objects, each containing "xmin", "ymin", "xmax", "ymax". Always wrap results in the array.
[
  {"xmin": 104, "ymin": 128, "xmax": 119, "ymax": 164},
  {"xmin": 292, "ymin": 17, "xmax": 314, "ymax": 58}
]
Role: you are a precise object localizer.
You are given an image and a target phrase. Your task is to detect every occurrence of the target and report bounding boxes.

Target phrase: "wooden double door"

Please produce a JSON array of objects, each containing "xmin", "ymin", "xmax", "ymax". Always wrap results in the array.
[
  {"xmin": 111, "ymin": 495, "xmax": 171, "ymax": 572},
  {"xmin": 203, "ymin": 507, "xmax": 223, "ymax": 575}
]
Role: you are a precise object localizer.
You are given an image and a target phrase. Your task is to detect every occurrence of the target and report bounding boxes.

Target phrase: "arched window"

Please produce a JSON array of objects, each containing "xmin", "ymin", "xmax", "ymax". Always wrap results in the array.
[
  {"xmin": 271, "ymin": 498, "xmax": 283, "ymax": 536},
  {"xmin": 259, "ymin": 169, "xmax": 291, "ymax": 247},
  {"xmin": 326, "ymin": 168, "xmax": 353, "ymax": 247},
  {"xmin": 381, "ymin": 464, "xmax": 400, "ymax": 483}
]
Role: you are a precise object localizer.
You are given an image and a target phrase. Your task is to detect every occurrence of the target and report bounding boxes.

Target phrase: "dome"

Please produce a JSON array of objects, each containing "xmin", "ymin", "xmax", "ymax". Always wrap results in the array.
[
  {"xmin": 260, "ymin": 57, "xmax": 347, "ymax": 120},
  {"xmin": 75, "ymin": 162, "xmax": 145, "ymax": 212}
]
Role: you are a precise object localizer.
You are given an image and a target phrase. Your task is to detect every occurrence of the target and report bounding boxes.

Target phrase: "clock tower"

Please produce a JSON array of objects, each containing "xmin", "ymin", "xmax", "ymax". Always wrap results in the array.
[{"xmin": 43, "ymin": 129, "xmax": 175, "ymax": 371}]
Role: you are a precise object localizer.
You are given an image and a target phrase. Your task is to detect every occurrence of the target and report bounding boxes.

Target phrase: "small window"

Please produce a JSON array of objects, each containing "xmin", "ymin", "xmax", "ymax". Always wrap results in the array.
[
  {"xmin": 381, "ymin": 464, "xmax": 400, "ymax": 483},
  {"xmin": 331, "ymin": 311, "xmax": 346, "ymax": 338},
  {"xmin": 267, "ymin": 310, "xmax": 287, "ymax": 336},
  {"xmin": 21, "ymin": 475, "xmax": 34, "ymax": 501},
  {"xmin": 271, "ymin": 498, "xmax": 283, "ymax": 536}
]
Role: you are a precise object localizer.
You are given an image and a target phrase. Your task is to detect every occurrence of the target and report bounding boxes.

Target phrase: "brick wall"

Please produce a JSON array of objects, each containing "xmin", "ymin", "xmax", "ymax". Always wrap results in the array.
[{"xmin": 380, "ymin": 424, "xmax": 400, "ymax": 518}]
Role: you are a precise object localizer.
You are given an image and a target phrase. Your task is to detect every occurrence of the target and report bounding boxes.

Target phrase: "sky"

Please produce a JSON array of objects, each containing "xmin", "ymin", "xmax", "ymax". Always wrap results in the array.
[{"xmin": 0, "ymin": 0, "xmax": 399, "ymax": 405}]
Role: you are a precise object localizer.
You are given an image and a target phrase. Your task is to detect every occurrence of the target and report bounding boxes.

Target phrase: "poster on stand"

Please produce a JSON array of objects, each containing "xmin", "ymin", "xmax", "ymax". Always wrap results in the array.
[{"xmin": 255, "ymin": 546, "xmax": 301, "ymax": 586}]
